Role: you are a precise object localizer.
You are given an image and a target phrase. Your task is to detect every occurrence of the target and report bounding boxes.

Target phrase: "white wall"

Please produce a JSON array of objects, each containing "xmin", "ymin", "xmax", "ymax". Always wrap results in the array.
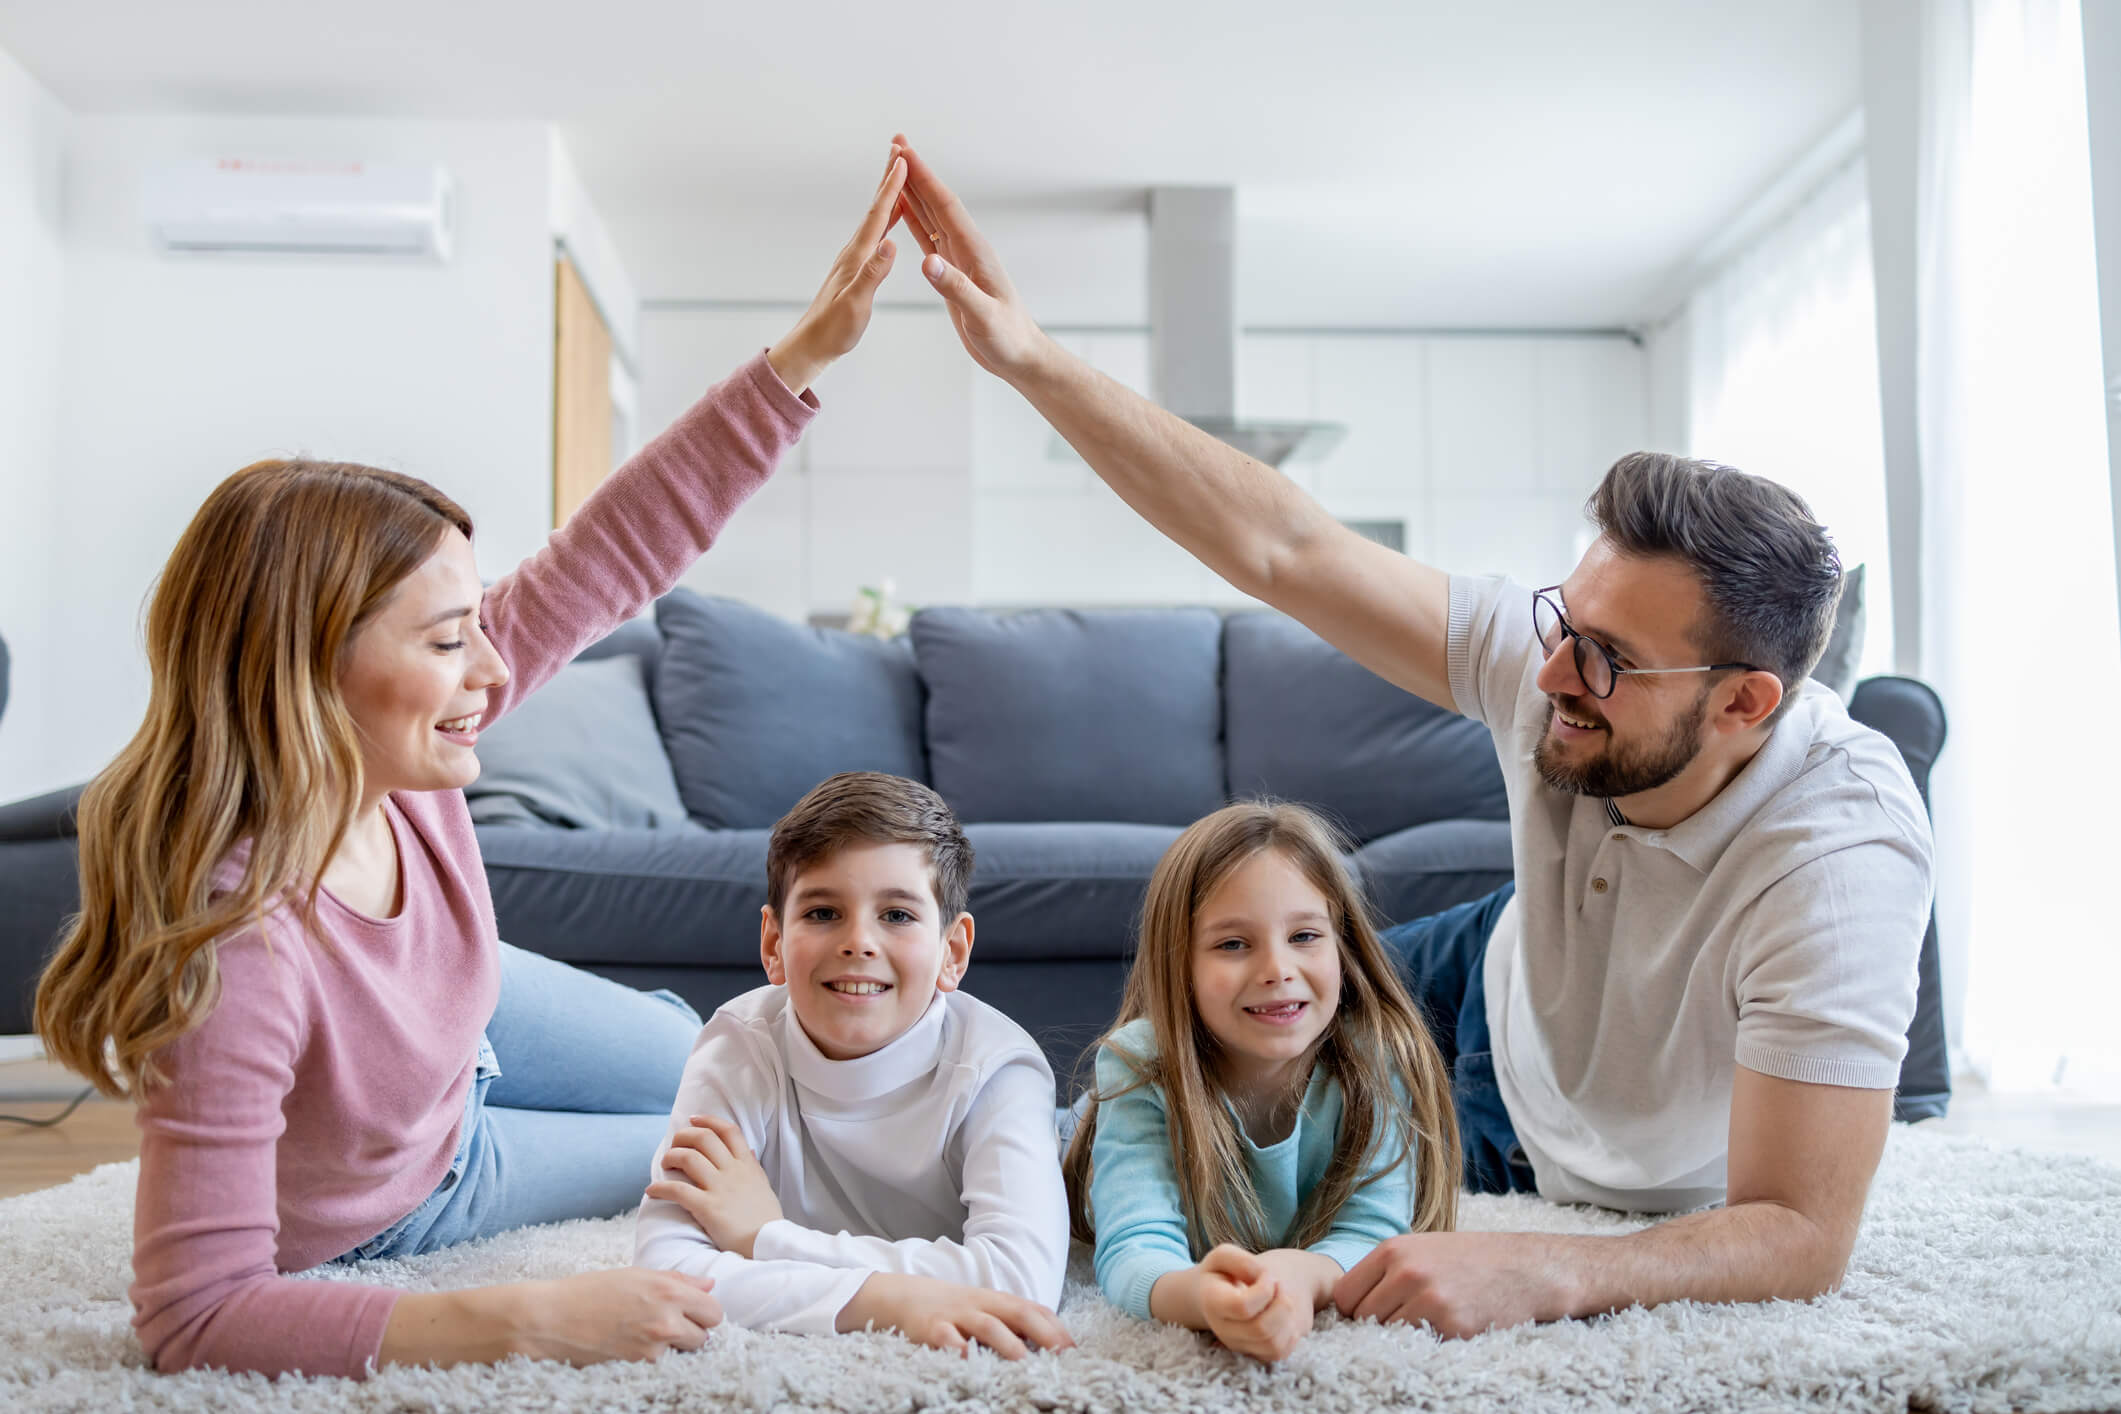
[
  {"xmin": 625, "ymin": 197, "xmax": 1149, "ymax": 326},
  {"xmin": 639, "ymin": 305, "xmax": 1646, "ymax": 620},
  {"xmin": 548, "ymin": 130, "xmax": 639, "ymax": 365},
  {"xmin": 22, "ymin": 115, "xmax": 566, "ymax": 797},
  {"xmin": 0, "ymin": 51, "xmax": 70, "ymax": 803}
]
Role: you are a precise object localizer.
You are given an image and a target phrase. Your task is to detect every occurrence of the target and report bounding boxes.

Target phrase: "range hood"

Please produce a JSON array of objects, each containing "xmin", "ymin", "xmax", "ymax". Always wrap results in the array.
[{"xmin": 1147, "ymin": 186, "xmax": 1344, "ymax": 467}]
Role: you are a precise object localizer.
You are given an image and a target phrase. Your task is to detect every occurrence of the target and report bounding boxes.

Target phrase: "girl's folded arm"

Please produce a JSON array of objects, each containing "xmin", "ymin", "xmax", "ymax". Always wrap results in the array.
[
  {"xmin": 1306, "ymin": 1111, "xmax": 1421, "ymax": 1275},
  {"xmin": 1086, "ymin": 1047, "xmax": 1200, "ymax": 1321}
]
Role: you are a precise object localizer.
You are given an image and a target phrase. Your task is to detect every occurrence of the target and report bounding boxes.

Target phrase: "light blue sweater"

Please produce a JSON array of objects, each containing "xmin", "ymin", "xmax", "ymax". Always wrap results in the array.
[{"xmin": 1085, "ymin": 1018, "xmax": 1419, "ymax": 1320}]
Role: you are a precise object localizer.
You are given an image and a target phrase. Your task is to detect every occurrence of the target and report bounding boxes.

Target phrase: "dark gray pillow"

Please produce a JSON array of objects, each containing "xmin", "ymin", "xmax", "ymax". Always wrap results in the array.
[
  {"xmin": 912, "ymin": 607, "xmax": 1225, "ymax": 826},
  {"xmin": 1811, "ymin": 563, "xmax": 1867, "ymax": 701},
  {"xmin": 1223, "ymin": 612, "xmax": 1507, "ymax": 843},
  {"xmin": 654, "ymin": 589, "xmax": 926, "ymax": 829},
  {"xmin": 465, "ymin": 654, "xmax": 690, "ymax": 830}
]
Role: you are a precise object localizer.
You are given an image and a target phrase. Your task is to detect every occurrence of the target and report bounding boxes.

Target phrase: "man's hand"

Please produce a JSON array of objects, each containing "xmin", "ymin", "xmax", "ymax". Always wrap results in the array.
[
  {"xmin": 890, "ymin": 135, "xmax": 1052, "ymax": 381},
  {"xmin": 1335, "ymin": 1231, "xmax": 1573, "ymax": 1339},
  {"xmin": 837, "ymin": 1271, "xmax": 1075, "ymax": 1360},
  {"xmin": 1196, "ymin": 1245, "xmax": 1315, "ymax": 1363},
  {"xmin": 643, "ymin": 1114, "xmax": 784, "ymax": 1259}
]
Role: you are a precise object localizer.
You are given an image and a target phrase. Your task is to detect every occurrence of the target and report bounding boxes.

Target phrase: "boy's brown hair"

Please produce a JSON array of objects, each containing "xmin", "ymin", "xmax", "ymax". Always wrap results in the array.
[{"xmin": 767, "ymin": 772, "xmax": 974, "ymax": 921}]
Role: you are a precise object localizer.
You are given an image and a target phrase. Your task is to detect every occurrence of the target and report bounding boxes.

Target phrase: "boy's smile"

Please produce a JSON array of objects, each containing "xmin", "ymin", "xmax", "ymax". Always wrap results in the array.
[{"xmin": 761, "ymin": 841, "xmax": 974, "ymax": 1061}]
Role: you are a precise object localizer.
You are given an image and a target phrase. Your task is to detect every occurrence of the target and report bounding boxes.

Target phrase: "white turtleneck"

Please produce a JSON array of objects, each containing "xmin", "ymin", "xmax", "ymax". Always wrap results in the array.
[{"xmin": 630, "ymin": 985, "xmax": 1069, "ymax": 1334}]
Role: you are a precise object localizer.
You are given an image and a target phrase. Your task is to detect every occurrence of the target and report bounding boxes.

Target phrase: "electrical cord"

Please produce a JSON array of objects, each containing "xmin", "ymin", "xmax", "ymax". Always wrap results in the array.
[{"xmin": 0, "ymin": 1086, "xmax": 95, "ymax": 1128}]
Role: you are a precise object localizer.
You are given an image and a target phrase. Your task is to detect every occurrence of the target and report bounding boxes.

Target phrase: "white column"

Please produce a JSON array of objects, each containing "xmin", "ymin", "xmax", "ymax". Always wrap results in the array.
[
  {"xmin": 1859, "ymin": 0, "xmax": 1929, "ymax": 676},
  {"xmin": 2084, "ymin": 0, "xmax": 2121, "ymax": 638}
]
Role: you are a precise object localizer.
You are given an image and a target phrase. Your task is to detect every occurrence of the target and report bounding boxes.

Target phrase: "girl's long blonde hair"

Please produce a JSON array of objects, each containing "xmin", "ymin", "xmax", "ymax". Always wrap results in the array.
[
  {"xmin": 35, "ymin": 459, "xmax": 471, "ymax": 1096},
  {"xmin": 1064, "ymin": 801, "xmax": 1460, "ymax": 1253}
]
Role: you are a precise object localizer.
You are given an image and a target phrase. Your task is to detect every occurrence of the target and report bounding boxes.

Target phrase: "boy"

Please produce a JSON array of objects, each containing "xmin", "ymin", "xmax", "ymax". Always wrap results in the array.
[{"xmin": 632, "ymin": 772, "xmax": 1072, "ymax": 1358}]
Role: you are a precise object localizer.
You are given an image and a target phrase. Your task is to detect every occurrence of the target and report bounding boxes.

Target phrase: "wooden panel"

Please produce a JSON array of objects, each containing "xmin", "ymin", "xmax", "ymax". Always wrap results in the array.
[
  {"xmin": 553, "ymin": 255, "xmax": 615, "ymax": 527},
  {"xmin": 0, "ymin": 1098, "xmax": 139, "ymax": 1198}
]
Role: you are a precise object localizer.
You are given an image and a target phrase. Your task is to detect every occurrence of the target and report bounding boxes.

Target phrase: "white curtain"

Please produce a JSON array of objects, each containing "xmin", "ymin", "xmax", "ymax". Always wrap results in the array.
[
  {"xmin": 1916, "ymin": 0, "xmax": 2120, "ymax": 1095},
  {"xmin": 1687, "ymin": 160, "xmax": 1898, "ymax": 681}
]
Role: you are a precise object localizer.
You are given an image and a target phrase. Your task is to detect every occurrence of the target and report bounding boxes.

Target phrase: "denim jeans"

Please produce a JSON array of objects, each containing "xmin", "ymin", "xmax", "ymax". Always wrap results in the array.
[
  {"xmin": 332, "ymin": 942, "xmax": 701, "ymax": 1263},
  {"xmin": 1380, "ymin": 883, "xmax": 1537, "ymax": 1196}
]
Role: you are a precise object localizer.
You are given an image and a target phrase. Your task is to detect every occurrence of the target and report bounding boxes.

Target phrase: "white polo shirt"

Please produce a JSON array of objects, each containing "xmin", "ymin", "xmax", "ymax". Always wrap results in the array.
[{"xmin": 1447, "ymin": 575, "xmax": 1934, "ymax": 1213}]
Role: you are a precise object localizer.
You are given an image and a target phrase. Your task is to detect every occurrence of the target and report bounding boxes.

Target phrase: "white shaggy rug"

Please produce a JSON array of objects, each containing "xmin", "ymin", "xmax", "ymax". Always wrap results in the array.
[{"xmin": 2, "ymin": 1126, "xmax": 2116, "ymax": 1414}]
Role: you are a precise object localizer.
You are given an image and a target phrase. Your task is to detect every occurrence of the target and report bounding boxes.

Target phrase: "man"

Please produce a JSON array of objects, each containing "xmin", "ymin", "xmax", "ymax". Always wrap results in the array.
[{"xmin": 887, "ymin": 136, "xmax": 1934, "ymax": 1338}]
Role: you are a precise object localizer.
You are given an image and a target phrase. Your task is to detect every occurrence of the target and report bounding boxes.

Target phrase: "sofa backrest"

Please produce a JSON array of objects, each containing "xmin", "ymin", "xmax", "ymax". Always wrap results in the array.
[
  {"xmin": 911, "ymin": 607, "xmax": 1225, "ymax": 825},
  {"xmin": 587, "ymin": 594, "xmax": 1513, "ymax": 840},
  {"xmin": 651, "ymin": 590, "xmax": 927, "ymax": 829},
  {"xmin": 1222, "ymin": 611, "xmax": 1508, "ymax": 842}
]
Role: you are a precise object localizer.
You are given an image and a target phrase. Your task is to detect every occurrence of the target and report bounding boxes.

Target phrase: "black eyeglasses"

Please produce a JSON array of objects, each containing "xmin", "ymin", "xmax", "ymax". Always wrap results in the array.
[{"xmin": 1532, "ymin": 586, "xmax": 1758, "ymax": 700}]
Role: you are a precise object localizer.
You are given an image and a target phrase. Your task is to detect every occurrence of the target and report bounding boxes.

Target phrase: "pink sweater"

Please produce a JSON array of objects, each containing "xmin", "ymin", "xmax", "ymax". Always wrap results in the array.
[{"xmin": 128, "ymin": 353, "xmax": 816, "ymax": 1378}]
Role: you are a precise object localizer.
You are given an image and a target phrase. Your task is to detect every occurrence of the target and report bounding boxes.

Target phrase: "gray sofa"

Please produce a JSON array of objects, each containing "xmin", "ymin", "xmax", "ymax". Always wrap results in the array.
[{"xmin": 0, "ymin": 590, "xmax": 1950, "ymax": 1116}]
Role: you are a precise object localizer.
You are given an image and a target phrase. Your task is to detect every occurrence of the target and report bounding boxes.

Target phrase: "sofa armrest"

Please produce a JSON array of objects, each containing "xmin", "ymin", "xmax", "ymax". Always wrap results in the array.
[
  {"xmin": 0, "ymin": 785, "xmax": 87, "ymax": 844},
  {"xmin": 1848, "ymin": 676, "xmax": 1947, "ymax": 810}
]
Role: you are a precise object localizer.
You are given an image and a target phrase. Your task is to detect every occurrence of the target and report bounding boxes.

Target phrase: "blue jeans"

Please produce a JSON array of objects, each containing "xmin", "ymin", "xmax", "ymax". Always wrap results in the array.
[
  {"xmin": 1380, "ymin": 884, "xmax": 1537, "ymax": 1196},
  {"xmin": 332, "ymin": 943, "xmax": 700, "ymax": 1263}
]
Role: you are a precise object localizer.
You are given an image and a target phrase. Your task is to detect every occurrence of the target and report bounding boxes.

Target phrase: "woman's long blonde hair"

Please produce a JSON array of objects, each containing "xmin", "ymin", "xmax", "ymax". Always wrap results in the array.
[
  {"xmin": 1064, "ymin": 801, "xmax": 1460, "ymax": 1253},
  {"xmin": 35, "ymin": 459, "xmax": 471, "ymax": 1096}
]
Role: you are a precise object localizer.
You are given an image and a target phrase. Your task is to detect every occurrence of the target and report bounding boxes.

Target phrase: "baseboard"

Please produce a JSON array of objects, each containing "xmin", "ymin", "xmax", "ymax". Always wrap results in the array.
[{"xmin": 0, "ymin": 1044, "xmax": 88, "ymax": 1103}]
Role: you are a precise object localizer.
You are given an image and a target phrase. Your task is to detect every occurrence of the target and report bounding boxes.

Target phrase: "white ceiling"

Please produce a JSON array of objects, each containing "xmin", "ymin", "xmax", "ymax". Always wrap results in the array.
[{"xmin": 0, "ymin": 0, "xmax": 1861, "ymax": 326}]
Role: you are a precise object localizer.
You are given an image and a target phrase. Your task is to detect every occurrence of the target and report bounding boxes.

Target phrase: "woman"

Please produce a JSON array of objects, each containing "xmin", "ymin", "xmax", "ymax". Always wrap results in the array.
[{"xmin": 34, "ymin": 153, "xmax": 910, "ymax": 1379}]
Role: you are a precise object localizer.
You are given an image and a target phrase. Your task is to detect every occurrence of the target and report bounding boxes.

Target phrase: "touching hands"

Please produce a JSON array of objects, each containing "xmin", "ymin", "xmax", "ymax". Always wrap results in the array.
[
  {"xmin": 1194, "ymin": 1245, "xmax": 1318, "ymax": 1363},
  {"xmin": 889, "ymin": 135, "xmax": 1052, "ymax": 382},
  {"xmin": 837, "ymin": 1271, "xmax": 1075, "ymax": 1360},
  {"xmin": 1334, "ymin": 1231, "xmax": 1571, "ymax": 1339},
  {"xmin": 644, "ymin": 1114, "xmax": 784, "ymax": 1259},
  {"xmin": 766, "ymin": 149, "xmax": 910, "ymax": 397}
]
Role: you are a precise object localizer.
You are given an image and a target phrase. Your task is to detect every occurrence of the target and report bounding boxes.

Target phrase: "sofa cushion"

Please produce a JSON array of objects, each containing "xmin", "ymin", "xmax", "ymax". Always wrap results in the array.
[
  {"xmin": 480, "ymin": 819, "xmax": 1182, "ymax": 976},
  {"xmin": 654, "ymin": 589, "xmax": 927, "ymax": 829},
  {"xmin": 481, "ymin": 824, "xmax": 770, "ymax": 970},
  {"xmin": 1223, "ymin": 611, "xmax": 1508, "ymax": 843},
  {"xmin": 465, "ymin": 655, "xmax": 691, "ymax": 831},
  {"xmin": 912, "ymin": 607, "xmax": 1225, "ymax": 825},
  {"xmin": 573, "ymin": 612, "xmax": 666, "ymax": 693},
  {"xmin": 1352, "ymin": 819, "xmax": 1516, "ymax": 926},
  {"xmin": 1811, "ymin": 563, "xmax": 1867, "ymax": 702},
  {"xmin": 963, "ymin": 822, "xmax": 1183, "ymax": 961}
]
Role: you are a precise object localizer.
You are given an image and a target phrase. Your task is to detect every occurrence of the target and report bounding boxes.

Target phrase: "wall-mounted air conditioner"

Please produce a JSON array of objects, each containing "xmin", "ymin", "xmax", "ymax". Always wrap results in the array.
[{"xmin": 144, "ymin": 159, "xmax": 454, "ymax": 260}]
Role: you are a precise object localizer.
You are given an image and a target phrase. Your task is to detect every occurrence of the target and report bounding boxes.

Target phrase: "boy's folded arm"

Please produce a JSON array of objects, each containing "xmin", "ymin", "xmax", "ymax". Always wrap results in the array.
[
  {"xmin": 631, "ymin": 1009, "xmax": 879, "ymax": 1334},
  {"xmin": 1087, "ymin": 1049, "xmax": 1200, "ymax": 1320},
  {"xmin": 750, "ymin": 1056, "xmax": 1071, "ymax": 1307},
  {"xmin": 633, "ymin": 1196, "xmax": 869, "ymax": 1335}
]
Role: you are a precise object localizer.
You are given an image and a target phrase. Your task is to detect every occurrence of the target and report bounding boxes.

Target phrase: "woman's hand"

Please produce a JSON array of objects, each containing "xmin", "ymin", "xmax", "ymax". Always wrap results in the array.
[
  {"xmin": 889, "ymin": 135, "xmax": 1054, "ymax": 382},
  {"xmin": 380, "ymin": 1268, "xmax": 722, "ymax": 1368},
  {"xmin": 511, "ymin": 1268, "xmax": 725, "ymax": 1364},
  {"xmin": 644, "ymin": 1113, "xmax": 784, "ymax": 1258},
  {"xmin": 836, "ymin": 1271, "xmax": 1074, "ymax": 1360},
  {"xmin": 766, "ymin": 151, "xmax": 909, "ymax": 397}
]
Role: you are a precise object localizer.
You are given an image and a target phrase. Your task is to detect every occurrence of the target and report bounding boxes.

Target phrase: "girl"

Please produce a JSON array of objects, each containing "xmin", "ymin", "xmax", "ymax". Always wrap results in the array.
[
  {"xmin": 33, "ymin": 154, "xmax": 909, "ymax": 1379},
  {"xmin": 1063, "ymin": 801, "xmax": 1460, "ymax": 1362}
]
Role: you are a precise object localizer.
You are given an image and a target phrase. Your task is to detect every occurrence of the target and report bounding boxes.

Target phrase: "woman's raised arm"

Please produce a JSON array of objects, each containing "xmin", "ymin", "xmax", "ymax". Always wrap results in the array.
[{"xmin": 475, "ymin": 153, "xmax": 910, "ymax": 724}]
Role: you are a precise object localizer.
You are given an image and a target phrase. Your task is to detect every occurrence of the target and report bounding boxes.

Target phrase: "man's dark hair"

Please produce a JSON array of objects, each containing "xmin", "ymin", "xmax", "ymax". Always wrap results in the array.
[
  {"xmin": 1587, "ymin": 453, "xmax": 1843, "ymax": 725},
  {"xmin": 767, "ymin": 772, "xmax": 974, "ymax": 921}
]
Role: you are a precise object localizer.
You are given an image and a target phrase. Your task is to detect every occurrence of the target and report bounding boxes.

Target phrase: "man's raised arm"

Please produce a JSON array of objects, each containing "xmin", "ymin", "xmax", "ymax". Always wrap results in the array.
[{"xmin": 892, "ymin": 136, "xmax": 1456, "ymax": 712}]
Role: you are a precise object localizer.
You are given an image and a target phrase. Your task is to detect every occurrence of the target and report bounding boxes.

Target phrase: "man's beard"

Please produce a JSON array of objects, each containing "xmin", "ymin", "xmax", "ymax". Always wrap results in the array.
[{"xmin": 1532, "ymin": 685, "xmax": 1712, "ymax": 800}]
